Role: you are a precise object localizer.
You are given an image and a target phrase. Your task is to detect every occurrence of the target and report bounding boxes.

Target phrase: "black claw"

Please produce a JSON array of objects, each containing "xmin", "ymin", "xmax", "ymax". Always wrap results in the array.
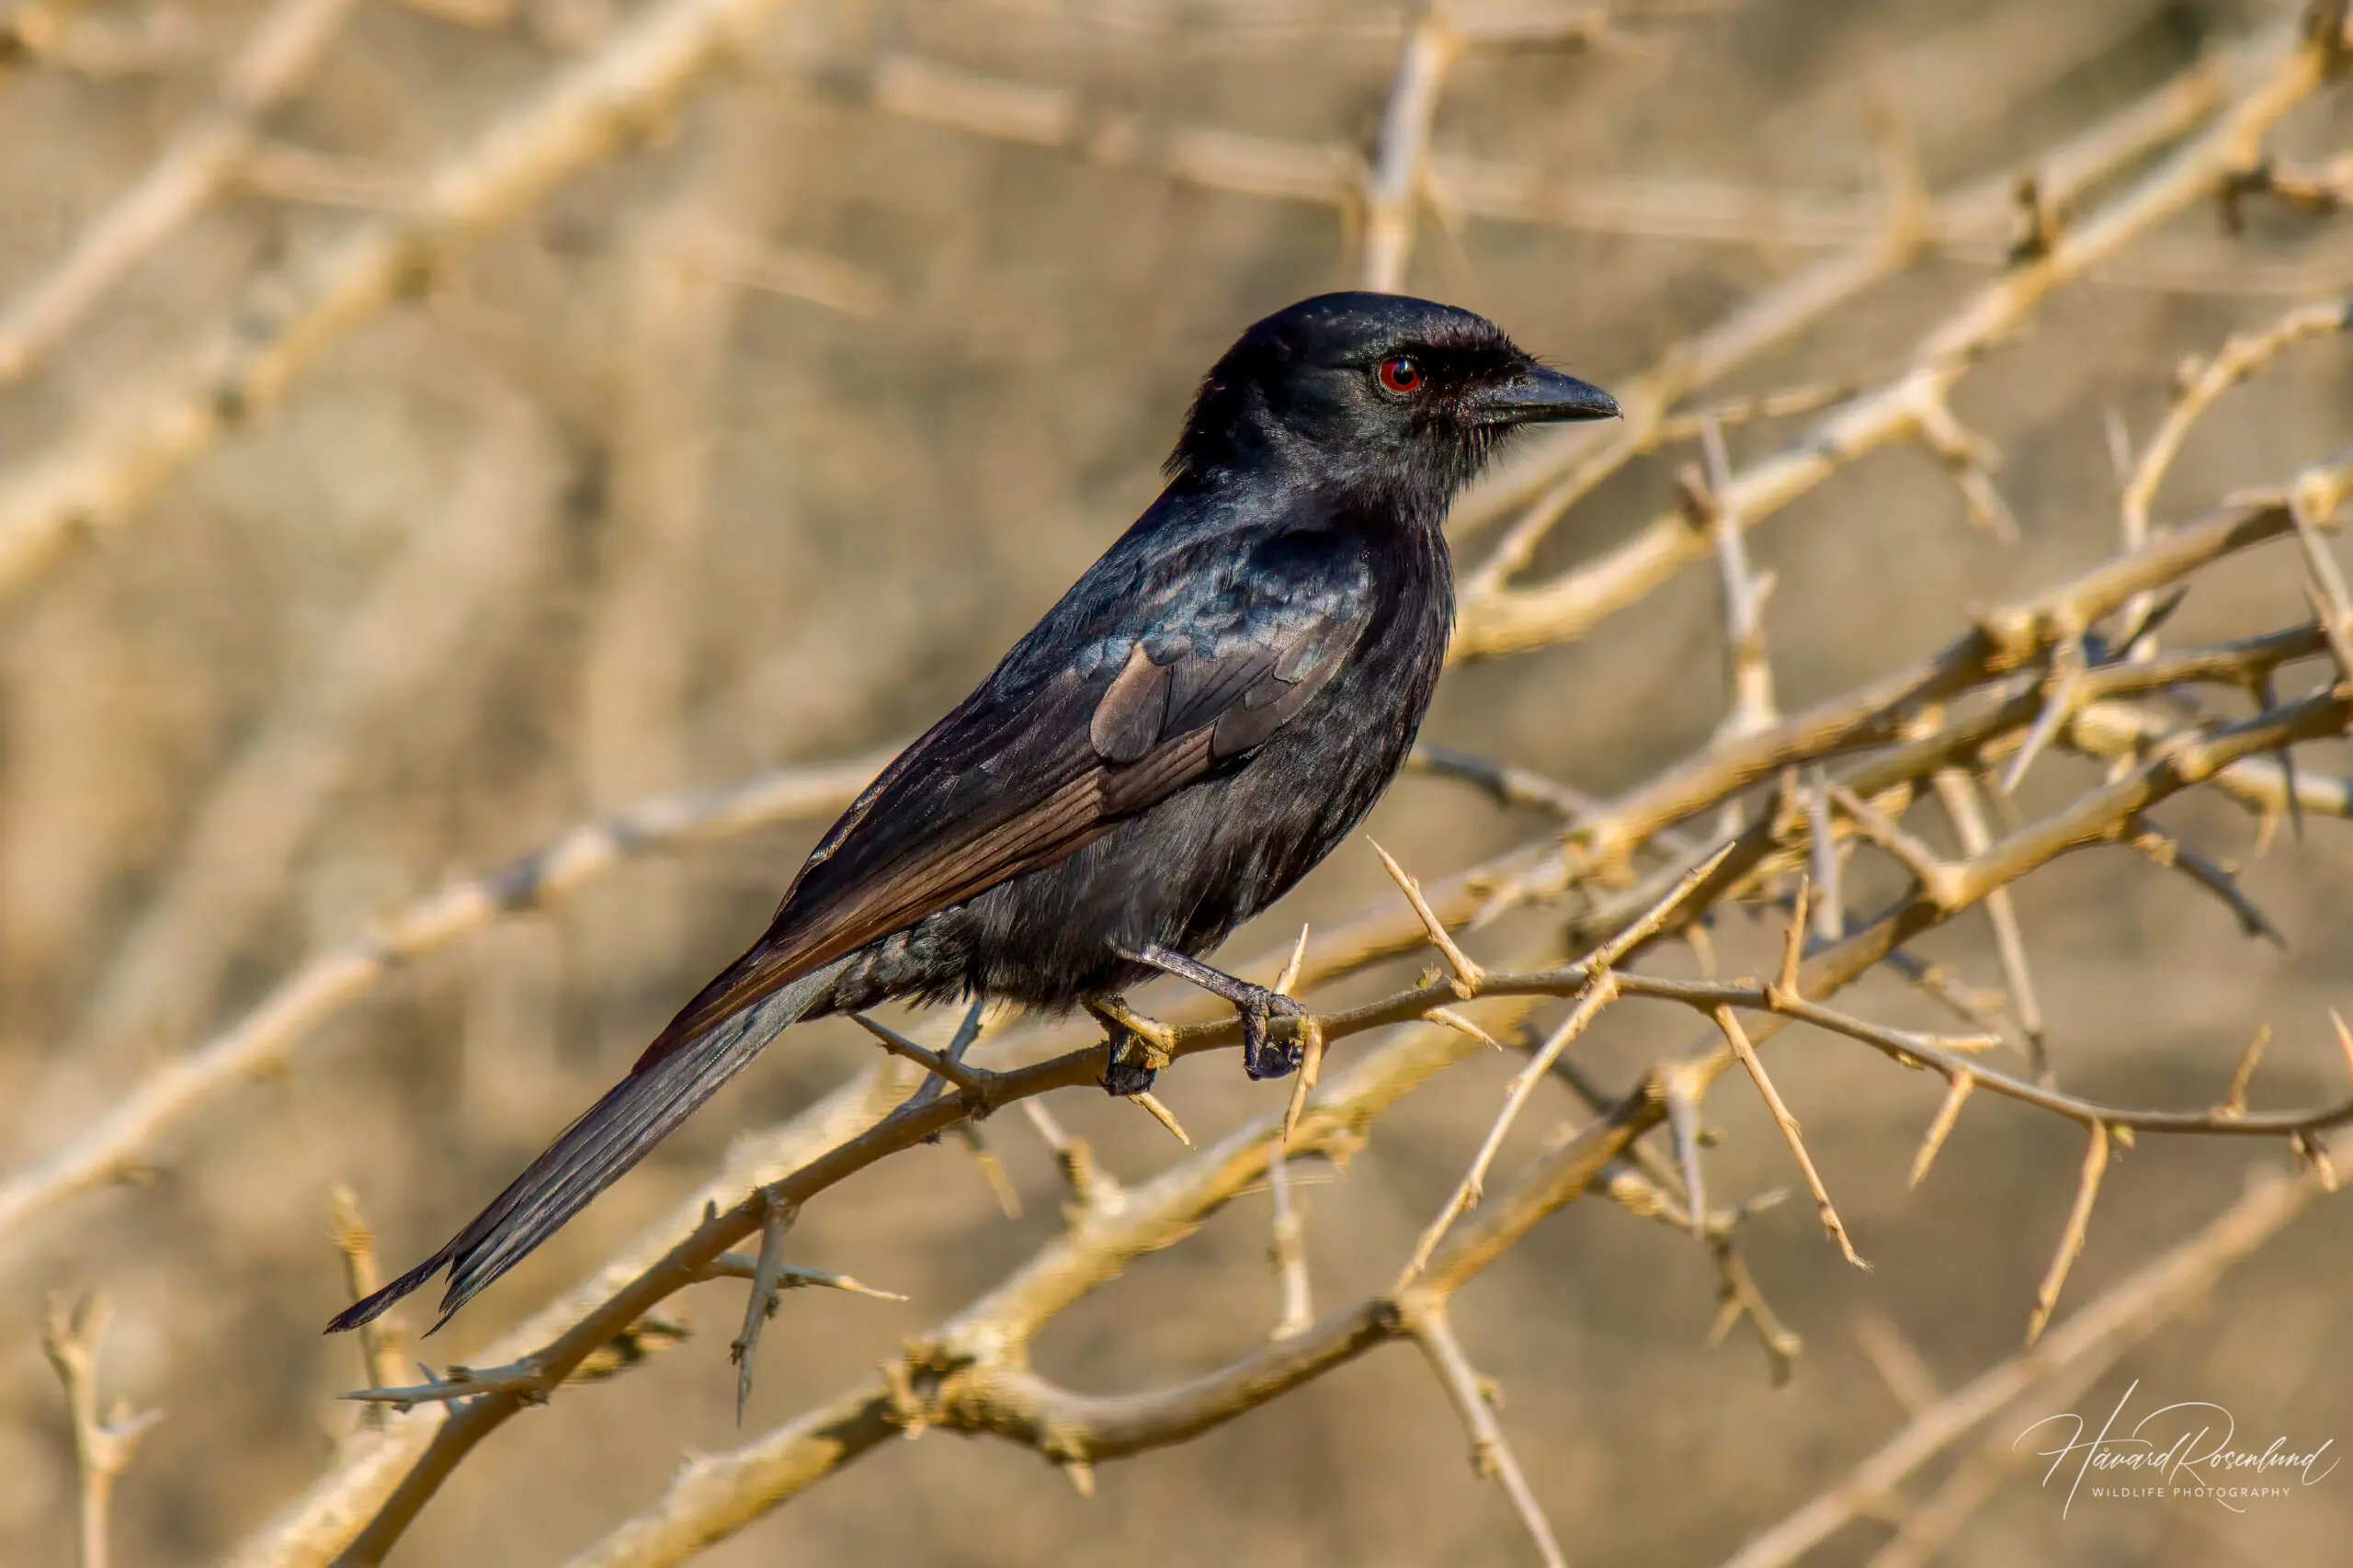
[{"xmin": 1102, "ymin": 1040, "xmax": 1160, "ymax": 1096}]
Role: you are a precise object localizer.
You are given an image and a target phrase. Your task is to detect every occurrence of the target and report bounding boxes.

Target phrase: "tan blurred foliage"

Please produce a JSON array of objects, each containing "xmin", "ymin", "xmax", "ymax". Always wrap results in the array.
[{"xmin": 3, "ymin": 1, "xmax": 2353, "ymax": 1565}]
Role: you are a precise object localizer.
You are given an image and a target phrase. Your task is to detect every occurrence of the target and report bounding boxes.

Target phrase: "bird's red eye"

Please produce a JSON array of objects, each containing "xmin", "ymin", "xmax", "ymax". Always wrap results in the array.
[{"xmin": 1377, "ymin": 355, "xmax": 1423, "ymax": 395}]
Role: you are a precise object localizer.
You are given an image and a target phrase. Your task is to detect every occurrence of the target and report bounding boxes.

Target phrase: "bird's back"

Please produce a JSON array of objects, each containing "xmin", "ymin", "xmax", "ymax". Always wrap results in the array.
[{"xmin": 822, "ymin": 497, "xmax": 1454, "ymax": 1015}]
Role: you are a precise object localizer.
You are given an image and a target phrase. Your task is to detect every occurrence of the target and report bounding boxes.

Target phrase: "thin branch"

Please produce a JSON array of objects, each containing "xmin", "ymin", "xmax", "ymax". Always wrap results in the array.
[
  {"xmin": 1715, "ymin": 1005, "xmax": 1869, "ymax": 1269},
  {"xmin": 1719, "ymin": 1162, "xmax": 2333, "ymax": 1568},
  {"xmin": 1449, "ymin": 32, "xmax": 2245, "ymax": 547},
  {"xmin": 1265, "ymin": 1142, "xmax": 1314, "ymax": 1340},
  {"xmin": 0, "ymin": 0, "xmax": 807, "ymax": 599},
  {"xmin": 729, "ymin": 1196, "xmax": 796, "ymax": 1422},
  {"xmin": 1357, "ymin": 6, "xmax": 1458, "ymax": 291},
  {"xmin": 42, "ymin": 1292, "xmax": 165, "ymax": 1568},
  {"xmin": 331, "ymin": 1187, "xmax": 407, "ymax": 1423},
  {"xmin": 2120, "ymin": 819, "xmax": 2288, "ymax": 946},
  {"xmin": 1909, "ymin": 1074, "xmax": 1975, "ymax": 1189},
  {"xmin": 694, "ymin": 1253, "xmax": 905, "ymax": 1301},
  {"xmin": 1409, "ymin": 742, "xmax": 1606, "ymax": 823},
  {"xmin": 1698, "ymin": 410, "xmax": 1780, "ymax": 837},
  {"xmin": 2025, "ymin": 1122, "xmax": 2111, "ymax": 1347},
  {"xmin": 905, "ymin": 998, "xmax": 995, "ymax": 1112},
  {"xmin": 1020, "ymin": 1099, "xmax": 1119, "ymax": 1219},
  {"xmin": 1371, "ymin": 838, "xmax": 1486, "ymax": 995},
  {"xmin": 1806, "ymin": 774, "xmax": 1847, "ymax": 940},
  {"xmin": 2119, "ymin": 299, "xmax": 2352, "ymax": 552},
  {"xmin": 2000, "ymin": 631, "xmax": 2087, "ymax": 793},
  {"xmin": 0, "ymin": 0, "xmax": 363, "ymax": 386},
  {"xmin": 1829, "ymin": 779, "xmax": 1963, "ymax": 909},
  {"xmin": 1931, "ymin": 768, "xmax": 2049, "ymax": 1078},
  {"xmin": 1400, "ymin": 970, "xmax": 1619, "ymax": 1284},
  {"xmin": 0, "ymin": 748, "xmax": 889, "ymax": 1256},
  {"xmin": 849, "ymin": 1013, "xmax": 996, "ymax": 1099},
  {"xmin": 1452, "ymin": 19, "xmax": 2328, "ymax": 661},
  {"xmin": 1404, "ymin": 1301, "xmax": 1569, "ymax": 1568}
]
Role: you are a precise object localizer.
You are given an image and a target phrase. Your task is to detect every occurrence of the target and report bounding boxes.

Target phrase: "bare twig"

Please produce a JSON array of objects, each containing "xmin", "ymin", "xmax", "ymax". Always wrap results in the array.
[
  {"xmin": 1404, "ymin": 1301, "xmax": 1569, "ymax": 1568},
  {"xmin": 1020, "ymin": 1098, "xmax": 1118, "ymax": 1218},
  {"xmin": 1931, "ymin": 768, "xmax": 2049, "ymax": 1077},
  {"xmin": 0, "ymin": 0, "xmax": 807, "ymax": 599},
  {"xmin": 2025, "ymin": 1122, "xmax": 2111, "ymax": 1347},
  {"xmin": 331, "ymin": 1187, "xmax": 406, "ymax": 1423},
  {"xmin": 1720, "ymin": 1162, "xmax": 2333, "ymax": 1568},
  {"xmin": 0, "ymin": 747, "xmax": 890, "ymax": 1257},
  {"xmin": 849, "ymin": 1013, "xmax": 996, "ymax": 1099},
  {"xmin": 0, "ymin": 0, "xmax": 363, "ymax": 386},
  {"xmin": 42, "ymin": 1292, "xmax": 165, "ymax": 1568},
  {"xmin": 1452, "ymin": 19, "xmax": 2328, "ymax": 661},
  {"xmin": 1909, "ymin": 1074, "xmax": 1975, "ymax": 1189},
  {"xmin": 1401, "ymin": 969, "xmax": 1619, "ymax": 1285},
  {"xmin": 2119, "ymin": 299, "xmax": 2352, "ymax": 552},
  {"xmin": 2120, "ymin": 819, "xmax": 2288, "ymax": 946},
  {"xmin": 1715, "ymin": 1005, "xmax": 1869, "ymax": 1269},
  {"xmin": 1357, "ymin": 6, "xmax": 1459, "ymax": 291},
  {"xmin": 1371, "ymin": 838, "xmax": 1486, "ymax": 995},
  {"xmin": 1265, "ymin": 1142, "xmax": 1314, "ymax": 1340}
]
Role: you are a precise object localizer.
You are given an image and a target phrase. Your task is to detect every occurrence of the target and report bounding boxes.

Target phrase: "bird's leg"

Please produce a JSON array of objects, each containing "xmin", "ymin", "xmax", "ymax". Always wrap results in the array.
[
  {"xmin": 1085, "ymin": 995, "xmax": 1176, "ymax": 1096},
  {"xmin": 905, "ymin": 998, "xmax": 989, "ymax": 1121},
  {"xmin": 1120, "ymin": 943, "xmax": 1306, "ymax": 1081}
]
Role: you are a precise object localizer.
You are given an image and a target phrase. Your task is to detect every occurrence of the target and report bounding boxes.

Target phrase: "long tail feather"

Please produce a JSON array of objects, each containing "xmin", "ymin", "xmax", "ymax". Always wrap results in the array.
[{"xmin": 325, "ymin": 960, "xmax": 846, "ymax": 1335}]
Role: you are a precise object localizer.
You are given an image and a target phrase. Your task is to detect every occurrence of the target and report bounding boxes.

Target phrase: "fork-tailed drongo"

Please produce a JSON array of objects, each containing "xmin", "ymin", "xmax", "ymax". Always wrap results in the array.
[{"xmin": 330, "ymin": 291, "xmax": 1617, "ymax": 1333}]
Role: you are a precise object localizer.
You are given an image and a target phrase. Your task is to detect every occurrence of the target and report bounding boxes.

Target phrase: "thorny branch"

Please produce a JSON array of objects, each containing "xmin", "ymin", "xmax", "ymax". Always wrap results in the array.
[
  {"xmin": 1718, "ymin": 1155, "xmax": 2341, "ymax": 1568},
  {"xmin": 0, "ymin": 748, "xmax": 893, "ymax": 1257},
  {"xmin": 9, "ymin": 6, "xmax": 2353, "ymax": 1567},
  {"xmin": 1451, "ymin": 14, "xmax": 2336, "ymax": 662},
  {"xmin": 307, "ymin": 643, "xmax": 2353, "ymax": 1562},
  {"xmin": 9, "ymin": 387, "xmax": 2343, "ymax": 1566},
  {"xmin": 56, "ymin": 414, "xmax": 2353, "ymax": 1568}
]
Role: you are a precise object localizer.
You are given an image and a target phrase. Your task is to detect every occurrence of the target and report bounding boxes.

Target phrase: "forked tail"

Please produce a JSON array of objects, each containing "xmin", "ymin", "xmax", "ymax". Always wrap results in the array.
[{"xmin": 325, "ymin": 960, "xmax": 847, "ymax": 1335}]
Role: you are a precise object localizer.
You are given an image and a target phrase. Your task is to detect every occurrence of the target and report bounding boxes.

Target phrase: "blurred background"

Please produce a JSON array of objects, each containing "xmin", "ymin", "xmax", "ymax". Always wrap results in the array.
[{"xmin": 2, "ymin": 0, "xmax": 2351, "ymax": 1563}]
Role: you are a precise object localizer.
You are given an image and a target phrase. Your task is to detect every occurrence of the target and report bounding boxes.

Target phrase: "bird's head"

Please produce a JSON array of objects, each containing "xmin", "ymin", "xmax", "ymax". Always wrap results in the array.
[{"xmin": 1166, "ymin": 292, "xmax": 1619, "ymax": 506}]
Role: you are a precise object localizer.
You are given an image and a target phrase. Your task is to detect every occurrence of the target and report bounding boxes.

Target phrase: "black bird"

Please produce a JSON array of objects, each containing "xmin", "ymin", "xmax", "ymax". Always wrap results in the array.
[{"xmin": 329, "ymin": 291, "xmax": 1616, "ymax": 1334}]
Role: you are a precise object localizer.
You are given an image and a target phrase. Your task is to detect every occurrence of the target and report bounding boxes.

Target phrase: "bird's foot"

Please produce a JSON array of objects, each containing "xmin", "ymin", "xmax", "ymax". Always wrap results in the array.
[
  {"xmin": 1086, "ymin": 996, "xmax": 1175, "ymax": 1096},
  {"xmin": 1112, "ymin": 942, "xmax": 1311, "ymax": 1083},
  {"xmin": 1240, "ymin": 989, "xmax": 1309, "ymax": 1081}
]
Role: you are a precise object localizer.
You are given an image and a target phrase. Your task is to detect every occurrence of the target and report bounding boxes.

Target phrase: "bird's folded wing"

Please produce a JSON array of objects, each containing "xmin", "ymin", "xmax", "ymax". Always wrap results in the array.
[
  {"xmin": 636, "ymin": 542, "xmax": 1374, "ymax": 1066},
  {"xmin": 325, "ymin": 536, "xmax": 1377, "ymax": 1332}
]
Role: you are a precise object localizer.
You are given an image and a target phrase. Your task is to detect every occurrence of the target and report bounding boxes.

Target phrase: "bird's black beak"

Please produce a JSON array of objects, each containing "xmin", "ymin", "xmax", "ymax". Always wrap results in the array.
[{"xmin": 1471, "ymin": 364, "xmax": 1620, "ymax": 426}]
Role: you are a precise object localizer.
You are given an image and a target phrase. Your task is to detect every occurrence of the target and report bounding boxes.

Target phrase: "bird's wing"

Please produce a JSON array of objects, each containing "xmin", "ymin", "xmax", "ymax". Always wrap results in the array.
[
  {"xmin": 326, "ymin": 530, "xmax": 1376, "ymax": 1334},
  {"xmin": 639, "ymin": 530, "xmax": 1376, "ymax": 1065}
]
